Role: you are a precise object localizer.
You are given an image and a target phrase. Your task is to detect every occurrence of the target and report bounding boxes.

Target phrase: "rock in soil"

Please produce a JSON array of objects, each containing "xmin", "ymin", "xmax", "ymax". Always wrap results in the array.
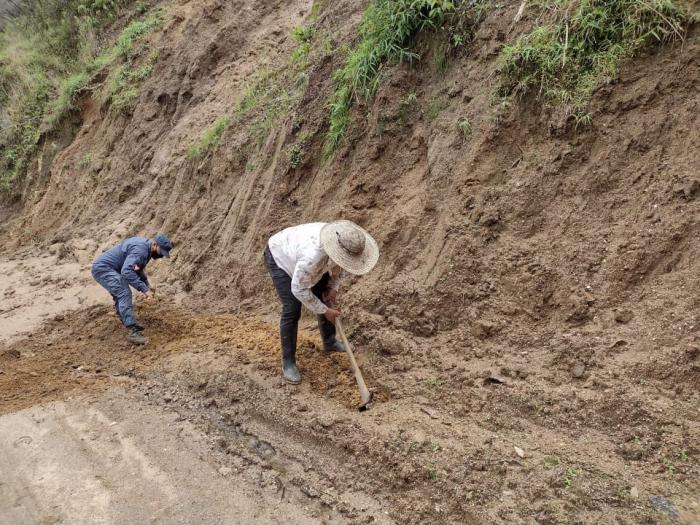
[
  {"xmin": 649, "ymin": 495, "xmax": 679, "ymax": 519},
  {"xmin": 614, "ymin": 310, "xmax": 634, "ymax": 324},
  {"xmin": 571, "ymin": 362, "xmax": 586, "ymax": 379}
]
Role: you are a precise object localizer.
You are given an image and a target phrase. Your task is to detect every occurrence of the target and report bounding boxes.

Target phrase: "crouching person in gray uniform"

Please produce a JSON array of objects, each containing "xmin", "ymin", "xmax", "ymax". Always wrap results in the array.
[
  {"xmin": 264, "ymin": 221, "xmax": 379, "ymax": 384},
  {"xmin": 91, "ymin": 234, "xmax": 173, "ymax": 344}
]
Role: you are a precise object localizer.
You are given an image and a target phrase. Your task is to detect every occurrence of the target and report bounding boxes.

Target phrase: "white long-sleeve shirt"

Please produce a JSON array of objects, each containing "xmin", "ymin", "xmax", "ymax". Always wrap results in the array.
[{"xmin": 268, "ymin": 222, "xmax": 348, "ymax": 314}]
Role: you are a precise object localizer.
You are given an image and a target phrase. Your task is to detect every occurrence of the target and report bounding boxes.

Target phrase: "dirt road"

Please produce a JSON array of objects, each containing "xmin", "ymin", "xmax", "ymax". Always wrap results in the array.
[
  {"xmin": 0, "ymin": 252, "xmax": 103, "ymax": 343},
  {"xmin": 0, "ymin": 253, "xmax": 394, "ymax": 524},
  {"xmin": 0, "ymin": 250, "xmax": 698, "ymax": 524},
  {"xmin": 0, "ymin": 392, "xmax": 327, "ymax": 525}
]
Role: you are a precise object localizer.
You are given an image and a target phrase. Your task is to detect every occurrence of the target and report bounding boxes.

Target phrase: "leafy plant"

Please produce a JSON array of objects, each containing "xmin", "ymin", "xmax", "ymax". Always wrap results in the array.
[
  {"xmin": 564, "ymin": 467, "xmax": 578, "ymax": 488},
  {"xmin": 324, "ymin": 0, "xmax": 455, "ymax": 155},
  {"xmin": 425, "ymin": 376, "xmax": 445, "ymax": 388},
  {"xmin": 114, "ymin": 17, "xmax": 158, "ymax": 59},
  {"xmin": 291, "ymin": 25, "xmax": 314, "ymax": 44},
  {"xmin": 397, "ymin": 91, "xmax": 417, "ymax": 121},
  {"xmin": 458, "ymin": 116, "xmax": 472, "ymax": 138},
  {"xmin": 234, "ymin": 67, "xmax": 305, "ymax": 145},
  {"xmin": 288, "ymin": 130, "xmax": 312, "ymax": 169},
  {"xmin": 77, "ymin": 152, "xmax": 93, "ymax": 170},
  {"xmin": 400, "ymin": 91, "xmax": 418, "ymax": 107},
  {"xmin": 311, "ymin": 1, "xmax": 323, "ymax": 21},
  {"xmin": 290, "ymin": 25, "xmax": 315, "ymax": 64},
  {"xmin": 46, "ymin": 71, "xmax": 90, "ymax": 128},
  {"xmin": 499, "ymin": 0, "xmax": 691, "ymax": 122},
  {"xmin": 0, "ymin": 79, "xmax": 49, "ymax": 190},
  {"xmin": 187, "ymin": 115, "xmax": 231, "ymax": 160},
  {"xmin": 448, "ymin": 0, "xmax": 494, "ymax": 49},
  {"xmin": 107, "ymin": 58, "xmax": 156, "ymax": 113},
  {"xmin": 288, "ymin": 143, "xmax": 304, "ymax": 168}
]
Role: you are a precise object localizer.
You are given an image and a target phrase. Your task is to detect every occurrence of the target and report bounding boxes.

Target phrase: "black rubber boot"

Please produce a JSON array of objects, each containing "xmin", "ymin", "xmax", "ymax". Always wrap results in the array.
[
  {"xmin": 317, "ymin": 315, "xmax": 346, "ymax": 353},
  {"xmin": 281, "ymin": 325, "xmax": 301, "ymax": 384},
  {"xmin": 127, "ymin": 326, "xmax": 147, "ymax": 345}
]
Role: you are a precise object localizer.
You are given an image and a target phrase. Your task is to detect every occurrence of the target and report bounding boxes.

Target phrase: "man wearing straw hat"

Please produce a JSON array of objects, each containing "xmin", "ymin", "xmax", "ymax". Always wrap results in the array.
[{"xmin": 264, "ymin": 221, "xmax": 380, "ymax": 384}]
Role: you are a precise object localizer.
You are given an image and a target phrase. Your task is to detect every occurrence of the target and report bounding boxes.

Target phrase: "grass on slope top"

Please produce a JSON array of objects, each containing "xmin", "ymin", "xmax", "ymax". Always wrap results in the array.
[{"xmin": 499, "ymin": 0, "xmax": 693, "ymax": 123}]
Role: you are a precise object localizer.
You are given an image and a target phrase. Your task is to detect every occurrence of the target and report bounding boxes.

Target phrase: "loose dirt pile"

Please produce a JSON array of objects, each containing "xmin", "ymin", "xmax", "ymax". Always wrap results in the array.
[{"xmin": 0, "ymin": 300, "xmax": 374, "ymax": 415}]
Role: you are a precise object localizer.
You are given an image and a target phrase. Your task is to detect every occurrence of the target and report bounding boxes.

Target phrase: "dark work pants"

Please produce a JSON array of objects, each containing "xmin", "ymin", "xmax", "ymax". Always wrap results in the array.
[
  {"xmin": 91, "ymin": 264, "xmax": 139, "ymax": 328},
  {"xmin": 264, "ymin": 245, "xmax": 336, "ymax": 359}
]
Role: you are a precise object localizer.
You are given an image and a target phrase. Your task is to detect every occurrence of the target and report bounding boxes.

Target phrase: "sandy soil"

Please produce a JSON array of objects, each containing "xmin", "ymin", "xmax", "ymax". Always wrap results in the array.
[{"xmin": 0, "ymin": 252, "xmax": 103, "ymax": 343}]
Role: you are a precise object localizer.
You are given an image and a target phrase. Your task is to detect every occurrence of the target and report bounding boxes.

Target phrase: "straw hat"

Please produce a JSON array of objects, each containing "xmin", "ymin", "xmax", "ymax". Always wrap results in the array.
[{"xmin": 320, "ymin": 220, "xmax": 379, "ymax": 275}]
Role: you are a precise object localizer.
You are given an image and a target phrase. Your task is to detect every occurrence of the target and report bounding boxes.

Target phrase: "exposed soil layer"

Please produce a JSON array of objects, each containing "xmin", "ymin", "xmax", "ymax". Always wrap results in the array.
[{"xmin": 1, "ymin": 0, "xmax": 699, "ymax": 522}]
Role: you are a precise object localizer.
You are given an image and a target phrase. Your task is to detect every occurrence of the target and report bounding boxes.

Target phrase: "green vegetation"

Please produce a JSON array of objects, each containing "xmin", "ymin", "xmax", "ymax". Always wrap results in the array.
[
  {"xmin": 449, "ymin": 0, "xmax": 498, "ymax": 49},
  {"xmin": 187, "ymin": 116, "xmax": 232, "ymax": 160},
  {"xmin": 232, "ymin": 61, "xmax": 309, "ymax": 147},
  {"xmin": 0, "ymin": 0, "xmax": 105, "ymax": 190},
  {"xmin": 564, "ymin": 467, "xmax": 578, "ymax": 488},
  {"xmin": 235, "ymin": 70, "xmax": 293, "ymax": 119},
  {"xmin": 324, "ymin": 0, "xmax": 455, "ymax": 156},
  {"xmin": 101, "ymin": 11, "xmax": 163, "ymax": 113},
  {"xmin": 432, "ymin": 43, "xmax": 449, "ymax": 73},
  {"xmin": 239, "ymin": 74, "xmax": 291, "ymax": 140},
  {"xmin": 0, "ymin": 1, "xmax": 165, "ymax": 190},
  {"xmin": 310, "ymin": 0, "xmax": 324, "ymax": 21},
  {"xmin": 397, "ymin": 91, "xmax": 417, "ymax": 121},
  {"xmin": 47, "ymin": 72, "xmax": 91, "ymax": 128},
  {"xmin": 425, "ymin": 376, "xmax": 446, "ymax": 388},
  {"xmin": 290, "ymin": 25, "xmax": 315, "ymax": 65},
  {"xmin": 187, "ymin": 18, "xmax": 319, "ymax": 165},
  {"xmin": 543, "ymin": 455, "xmax": 561, "ymax": 467},
  {"xmin": 77, "ymin": 152, "xmax": 93, "ymax": 170},
  {"xmin": 287, "ymin": 130, "xmax": 312, "ymax": 169},
  {"xmin": 288, "ymin": 142, "xmax": 304, "ymax": 168},
  {"xmin": 424, "ymin": 95, "xmax": 447, "ymax": 121},
  {"xmin": 499, "ymin": 0, "xmax": 691, "ymax": 123},
  {"xmin": 399, "ymin": 91, "xmax": 418, "ymax": 107},
  {"xmin": 106, "ymin": 51, "xmax": 158, "ymax": 113},
  {"xmin": 458, "ymin": 116, "xmax": 472, "ymax": 138}
]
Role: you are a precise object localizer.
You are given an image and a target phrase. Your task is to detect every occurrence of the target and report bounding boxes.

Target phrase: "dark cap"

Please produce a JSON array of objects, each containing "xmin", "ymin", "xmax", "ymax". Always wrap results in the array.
[{"xmin": 154, "ymin": 233, "xmax": 172, "ymax": 257}]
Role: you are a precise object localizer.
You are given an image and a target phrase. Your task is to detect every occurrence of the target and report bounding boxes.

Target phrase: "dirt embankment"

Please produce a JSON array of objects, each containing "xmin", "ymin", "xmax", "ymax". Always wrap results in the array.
[{"xmin": 1, "ymin": 0, "xmax": 699, "ymax": 523}]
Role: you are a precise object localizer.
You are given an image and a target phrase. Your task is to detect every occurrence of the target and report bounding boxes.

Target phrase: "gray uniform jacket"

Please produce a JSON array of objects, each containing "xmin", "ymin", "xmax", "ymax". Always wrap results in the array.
[{"xmin": 92, "ymin": 237, "xmax": 151, "ymax": 293}]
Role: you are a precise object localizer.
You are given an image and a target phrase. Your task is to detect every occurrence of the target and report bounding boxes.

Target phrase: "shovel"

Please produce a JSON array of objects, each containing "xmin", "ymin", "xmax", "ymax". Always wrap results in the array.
[{"xmin": 335, "ymin": 317, "xmax": 373, "ymax": 411}]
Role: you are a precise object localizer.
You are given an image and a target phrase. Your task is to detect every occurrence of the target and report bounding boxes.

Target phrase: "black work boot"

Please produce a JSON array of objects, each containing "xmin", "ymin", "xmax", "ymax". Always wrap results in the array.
[
  {"xmin": 281, "ymin": 326, "xmax": 301, "ymax": 384},
  {"xmin": 282, "ymin": 355, "xmax": 301, "ymax": 384},
  {"xmin": 127, "ymin": 326, "xmax": 147, "ymax": 345},
  {"xmin": 317, "ymin": 315, "xmax": 346, "ymax": 353}
]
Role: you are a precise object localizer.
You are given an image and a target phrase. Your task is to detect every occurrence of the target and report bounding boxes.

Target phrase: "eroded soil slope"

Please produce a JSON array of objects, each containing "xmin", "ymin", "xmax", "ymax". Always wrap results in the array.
[{"xmin": 1, "ymin": 0, "xmax": 699, "ymax": 523}]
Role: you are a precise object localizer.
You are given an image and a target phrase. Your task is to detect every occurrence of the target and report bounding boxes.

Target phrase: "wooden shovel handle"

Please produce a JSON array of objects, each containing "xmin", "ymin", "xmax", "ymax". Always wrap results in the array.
[{"xmin": 335, "ymin": 318, "xmax": 372, "ymax": 406}]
